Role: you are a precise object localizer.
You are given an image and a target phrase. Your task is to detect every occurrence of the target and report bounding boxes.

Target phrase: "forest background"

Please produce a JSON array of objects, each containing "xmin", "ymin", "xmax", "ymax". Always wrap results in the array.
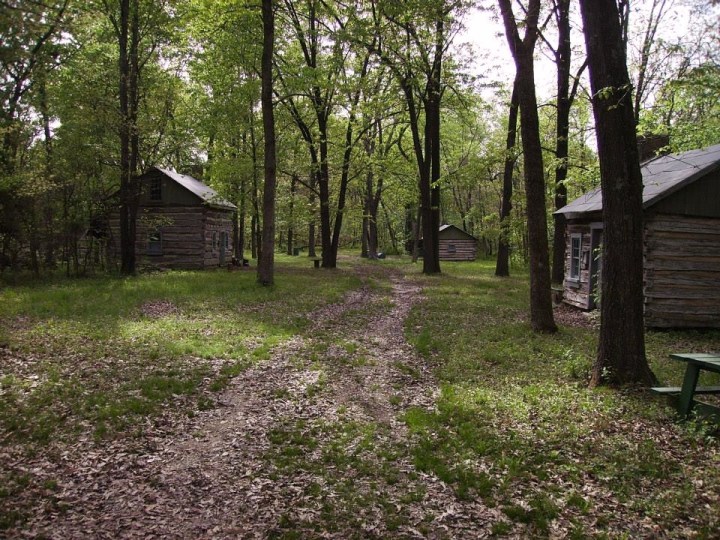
[{"xmin": 2, "ymin": 0, "xmax": 719, "ymax": 279}]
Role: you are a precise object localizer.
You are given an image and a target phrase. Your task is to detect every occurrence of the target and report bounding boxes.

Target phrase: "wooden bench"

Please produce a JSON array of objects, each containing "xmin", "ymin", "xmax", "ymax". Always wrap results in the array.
[
  {"xmin": 651, "ymin": 386, "xmax": 720, "ymax": 395},
  {"xmin": 651, "ymin": 353, "xmax": 720, "ymax": 419}
]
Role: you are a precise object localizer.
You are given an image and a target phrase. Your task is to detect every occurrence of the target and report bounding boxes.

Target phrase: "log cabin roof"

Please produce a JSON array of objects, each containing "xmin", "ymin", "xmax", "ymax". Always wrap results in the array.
[
  {"xmin": 438, "ymin": 224, "xmax": 479, "ymax": 241},
  {"xmin": 556, "ymin": 143, "xmax": 720, "ymax": 218},
  {"xmin": 155, "ymin": 167, "xmax": 237, "ymax": 210}
]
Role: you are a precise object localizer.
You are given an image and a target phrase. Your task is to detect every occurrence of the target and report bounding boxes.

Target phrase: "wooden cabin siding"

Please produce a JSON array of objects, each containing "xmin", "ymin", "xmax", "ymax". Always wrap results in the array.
[
  {"xmin": 436, "ymin": 225, "xmax": 478, "ymax": 261},
  {"xmin": 203, "ymin": 209, "xmax": 234, "ymax": 267},
  {"xmin": 139, "ymin": 168, "xmax": 199, "ymax": 207},
  {"xmin": 644, "ymin": 214, "xmax": 720, "ymax": 328},
  {"xmin": 109, "ymin": 206, "xmax": 206, "ymax": 269},
  {"xmin": 562, "ymin": 225, "xmax": 593, "ymax": 309},
  {"xmin": 108, "ymin": 205, "xmax": 234, "ymax": 270},
  {"xmin": 438, "ymin": 239, "xmax": 477, "ymax": 261},
  {"xmin": 651, "ymin": 170, "xmax": 720, "ymax": 218}
]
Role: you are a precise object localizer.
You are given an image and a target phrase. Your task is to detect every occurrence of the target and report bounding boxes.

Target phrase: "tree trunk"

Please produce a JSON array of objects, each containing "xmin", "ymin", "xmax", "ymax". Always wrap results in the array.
[
  {"xmin": 257, "ymin": 0, "xmax": 276, "ymax": 285},
  {"xmin": 496, "ymin": 79, "xmax": 519, "ymax": 277},
  {"xmin": 551, "ymin": 0, "xmax": 571, "ymax": 285},
  {"xmin": 39, "ymin": 72, "xmax": 56, "ymax": 269},
  {"xmin": 361, "ymin": 205, "xmax": 369, "ymax": 258},
  {"xmin": 251, "ymin": 214, "xmax": 257, "ymax": 259},
  {"xmin": 308, "ymin": 171, "xmax": 317, "ymax": 257},
  {"xmin": 118, "ymin": 0, "xmax": 133, "ymax": 275},
  {"xmin": 499, "ymin": 0, "xmax": 557, "ymax": 333},
  {"xmin": 580, "ymin": 0, "xmax": 657, "ymax": 387},
  {"xmin": 411, "ymin": 205, "xmax": 421, "ymax": 263},
  {"xmin": 238, "ymin": 174, "xmax": 246, "ymax": 260},
  {"xmin": 249, "ymin": 110, "xmax": 261, "ymax": 261},
  {"xmin": 381, "ymin": 200, "xmax": 397, "ymax": 254},
  {"xmin": 287, "ymin": 175, "xmax": 296, "ymax": 255}
]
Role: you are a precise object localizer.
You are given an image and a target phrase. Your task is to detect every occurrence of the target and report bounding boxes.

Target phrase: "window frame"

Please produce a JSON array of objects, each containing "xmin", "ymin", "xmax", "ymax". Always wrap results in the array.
[
  {"xmin": 569, "ymin": 233, "xmax": 582, "ymax": 282},
  {"xmin": 147, "ymin": 229, "xmax": 163, "ymax": 256},
  {"xmin": 149, "ymin": 176, "xmax": 162, "ymax": 201}
]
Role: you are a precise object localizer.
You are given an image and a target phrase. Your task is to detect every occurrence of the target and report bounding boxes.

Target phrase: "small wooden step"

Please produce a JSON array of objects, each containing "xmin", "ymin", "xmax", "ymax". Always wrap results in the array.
[{"xmin": 651, "ymin": 386, "xmax": 720, "ymax": 395}]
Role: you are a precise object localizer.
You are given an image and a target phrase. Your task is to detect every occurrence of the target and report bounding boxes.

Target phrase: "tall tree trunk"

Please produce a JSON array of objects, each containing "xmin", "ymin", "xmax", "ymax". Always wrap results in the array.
[
  {"xmin": 551, "ymin": 0, "xmax": 571, "ymax": 285},
  {"xmin": 238, "ymin": 174, "xmax": 246, "ymax": 260},
  {"xmin": 39, "ymin": 72, "xmax": 55, "ymax": 269},
  {"xmin": 287, "ymin": 175, "xmax": 296, "ymax": 255},
  {"xmin": 361, "ymin": 206, "xmax": 369, "ymax": 258},
  {"xmin": 249, "ymin": 109, "xmax": 261, "ymax": 261},
  {"xmin": 499, "ymin": 0, "xmax": 557, "ymax": 333},
  {"xmin": 308, "ymin": 171, "xmax": 317, "ymax": 257},
  {"xmin": 257, "ymin": 0, "xmax": 276, "ymax": 285},
  {"xmin": 380, "ymin": 200, "xmax": 396, "ymax": 254},
  {"xmin": 496, "ymin": 79, "xmax": 519, "ymax": 277},
  {"xmin": 579, "ymin": 0, "xmax": 657, "ymax": 387},
  {"xmin": 418, "ymin": 16, "xmax": 444, "ymax": 275},
  {"xmin": 118, "ymin": 0, "xmax": 133, "ymax": 275},
  {"xmin": 317, "ymin": 113, "xmax": 332, "ymax": 267},
  {"xmin": 251, "ymin": 214, "xmax": 257, "ymax": 259}
]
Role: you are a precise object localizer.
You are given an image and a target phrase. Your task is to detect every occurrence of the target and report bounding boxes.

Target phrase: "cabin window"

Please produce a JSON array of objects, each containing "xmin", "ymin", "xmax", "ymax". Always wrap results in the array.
[
  {"xmin": 150, "ymin": 176, "xmax": 162, "ymax": 201},
  {"xmin": 212, "ymin": 232, "xmax": 218, "ymax": 252},
  {"xmin": 447, "ymin": 244, "xmax": 457, "ymax": 253},
  {"xmin": 569, "ymin": 234, "xmax": 582, "ymax": 281},
  {"xmin": 147, "ymin": 230, "xmax": 162, "ymax": 255}
]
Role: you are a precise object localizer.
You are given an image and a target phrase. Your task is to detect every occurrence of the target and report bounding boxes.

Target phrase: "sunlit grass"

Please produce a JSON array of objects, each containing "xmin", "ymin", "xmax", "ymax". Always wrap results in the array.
[
  {"xmin": 403, "ymin": 257, "xmax": 720, "ymax": 536},
  {"xmin": 0, "ymin": 262, "xmax": 361, "ymax": 443}
]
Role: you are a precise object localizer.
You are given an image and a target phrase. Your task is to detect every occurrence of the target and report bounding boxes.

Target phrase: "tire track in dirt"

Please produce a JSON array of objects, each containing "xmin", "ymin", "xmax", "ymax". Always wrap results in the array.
[{"xmin": 24, "ymin": 268, "xmax": 499, "ymax": 538}]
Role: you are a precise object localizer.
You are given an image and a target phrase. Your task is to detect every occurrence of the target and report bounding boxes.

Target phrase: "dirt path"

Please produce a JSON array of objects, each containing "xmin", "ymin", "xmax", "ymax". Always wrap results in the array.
[{"xmin": 21, "ymin": 268, "xmax": 499, "ymax": 538}]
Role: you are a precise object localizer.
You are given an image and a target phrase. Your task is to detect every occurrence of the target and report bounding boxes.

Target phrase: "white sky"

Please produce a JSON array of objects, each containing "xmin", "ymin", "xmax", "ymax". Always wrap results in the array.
[{"xmin": 456, "ymin": 1, "xmax": 699, "ymax": 103}]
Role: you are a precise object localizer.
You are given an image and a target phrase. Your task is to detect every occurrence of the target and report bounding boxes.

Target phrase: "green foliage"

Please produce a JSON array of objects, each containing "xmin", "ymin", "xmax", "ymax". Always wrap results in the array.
[
  {"xmin": 0, "ymin": 265, "xmax": 359, "ymax": 442},
  {"xmin": 403, "ymin": 258, "xmax": 720, "ymax": 534}
]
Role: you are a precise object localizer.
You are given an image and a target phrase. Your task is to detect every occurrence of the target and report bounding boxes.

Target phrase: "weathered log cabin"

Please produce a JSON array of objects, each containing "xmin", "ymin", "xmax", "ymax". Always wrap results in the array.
[
  {"xmin": 437, "ymin": 224, "xmax": 478, "ymax": 261},
  {"xmin": 109, "ymin": 167, "xmax": 236, "ymax": 270},
  {"xmin": 556, "ymin": 143, "xmax": 720, "ymax": 328}
]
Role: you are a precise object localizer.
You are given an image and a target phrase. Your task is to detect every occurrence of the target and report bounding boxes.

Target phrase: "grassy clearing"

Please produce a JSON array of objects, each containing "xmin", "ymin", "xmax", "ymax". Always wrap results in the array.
[
  {"xmin": 404, "ymin": 258, "xmax": 720, "ymax": 537},
  {"xmin": 2, "ymin": 254, "xmax": 720, "ymax": 537},
  {"xmin": 0, "ymin": 257, "xmax": 359, "ymax": 444}
]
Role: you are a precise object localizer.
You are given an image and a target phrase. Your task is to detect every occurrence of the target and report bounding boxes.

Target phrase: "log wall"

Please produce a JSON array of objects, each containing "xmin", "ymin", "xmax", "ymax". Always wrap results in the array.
[
  {"xmin": 644, "ymin": 214, "xmax": 720, "ymax": 328},
  {"xmin": 562, "ymin": 225, "xmax": 593, "ymax": 309},
  {"xmin": 108, "ymin": 206, "xmax": 234, "ymax": 270},
  {"xmin": 438, "ymin": 239, "xmax": 477, "ymax": 261},
  {"xmin": 203, "ymin": 209, "xmax": 234, "ymax": 267}
]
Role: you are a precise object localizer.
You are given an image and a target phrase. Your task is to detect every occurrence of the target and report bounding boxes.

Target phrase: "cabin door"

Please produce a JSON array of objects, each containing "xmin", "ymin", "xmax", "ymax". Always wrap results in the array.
[{"xmin": 219, "ymin": 232, "xmax": 227, "ymax": 265}]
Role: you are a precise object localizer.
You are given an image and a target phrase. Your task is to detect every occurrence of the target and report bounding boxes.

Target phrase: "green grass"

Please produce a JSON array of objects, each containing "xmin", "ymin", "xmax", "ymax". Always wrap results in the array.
[
  {"xmin": 2, "ymin": 255, "xmax": 720, "ymax": 537},
  {"xmin": 403, "ymin": 258, "xmax": 720, "ymax": 537},
  {"xmin": 0, "ymin": 260, "xmax": 360, "ymax": 443}
]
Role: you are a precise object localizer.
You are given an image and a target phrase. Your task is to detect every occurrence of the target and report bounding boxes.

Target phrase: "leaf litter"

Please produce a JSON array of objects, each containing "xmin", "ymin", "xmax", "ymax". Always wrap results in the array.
[{"xmin": 1, "ymin": 264, "xmax": 719, "ymax": 538}]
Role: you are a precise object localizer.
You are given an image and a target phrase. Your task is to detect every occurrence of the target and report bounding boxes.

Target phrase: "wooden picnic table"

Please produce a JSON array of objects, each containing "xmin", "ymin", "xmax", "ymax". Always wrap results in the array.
[{"xmin": 652, "ymin": 353, "xmax": 720, "ymax": 418}]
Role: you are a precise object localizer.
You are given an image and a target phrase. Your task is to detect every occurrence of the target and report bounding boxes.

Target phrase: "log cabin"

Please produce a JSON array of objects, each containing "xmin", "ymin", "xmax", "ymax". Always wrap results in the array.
[
  {"xmin": 555, "ymin": 143, "xmax": 720, "ymax": 328},
  {"xmin": 108, "ymin": 167, "xmax": 236, "ymax": 270},
  {"xmin": 437, "ymin": 224, "xmax": 478, "ymax": 261}
]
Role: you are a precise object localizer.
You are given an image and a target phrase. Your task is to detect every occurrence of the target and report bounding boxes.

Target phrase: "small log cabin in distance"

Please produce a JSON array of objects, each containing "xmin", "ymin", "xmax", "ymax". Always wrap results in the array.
[
  {"xmin": 556, "ymin": 143, "xmax": 720, "ymax": 328},
  {"xmin": 109, "ymin": 167, "xmax": 236, "ymax": 270},
  {"xmin": 437, "ymin": 224, "xmax": 478, "ymax": 261}
]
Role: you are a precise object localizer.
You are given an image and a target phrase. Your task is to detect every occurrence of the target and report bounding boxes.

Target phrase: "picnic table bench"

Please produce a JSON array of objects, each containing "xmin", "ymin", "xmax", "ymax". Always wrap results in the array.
[{"xmin": 652, "ymin": 353, "xmax": 720, "ymax": 419}]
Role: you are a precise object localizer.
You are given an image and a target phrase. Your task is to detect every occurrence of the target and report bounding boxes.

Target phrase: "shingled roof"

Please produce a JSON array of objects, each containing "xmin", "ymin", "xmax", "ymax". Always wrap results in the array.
[
  {"xmin": 155, "ymin": 167, "xmax": 237, "ymax": 210},
  {"xmin": 556, "ymin": 143, "xmax": 720, "ymax": 218}
]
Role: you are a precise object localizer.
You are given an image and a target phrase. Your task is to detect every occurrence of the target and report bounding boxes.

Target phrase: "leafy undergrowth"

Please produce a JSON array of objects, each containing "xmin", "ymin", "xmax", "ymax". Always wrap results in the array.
[
  {"xmin": 0, "ymin": 258, "xmax": 358, "ymax": 445},
  {"xmin": 2, "ymin": 255, "xmax": 720, "ymax": 537},
  {"xmin": 404, "ymin": 258, "xmax": 720, "ymax": 537}
]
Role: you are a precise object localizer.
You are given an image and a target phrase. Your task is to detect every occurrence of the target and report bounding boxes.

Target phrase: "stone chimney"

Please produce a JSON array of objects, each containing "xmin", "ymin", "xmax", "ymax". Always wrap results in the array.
[{"xmin": 637, "ymin": 133, "xmax": 670, "ymax": 162}]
